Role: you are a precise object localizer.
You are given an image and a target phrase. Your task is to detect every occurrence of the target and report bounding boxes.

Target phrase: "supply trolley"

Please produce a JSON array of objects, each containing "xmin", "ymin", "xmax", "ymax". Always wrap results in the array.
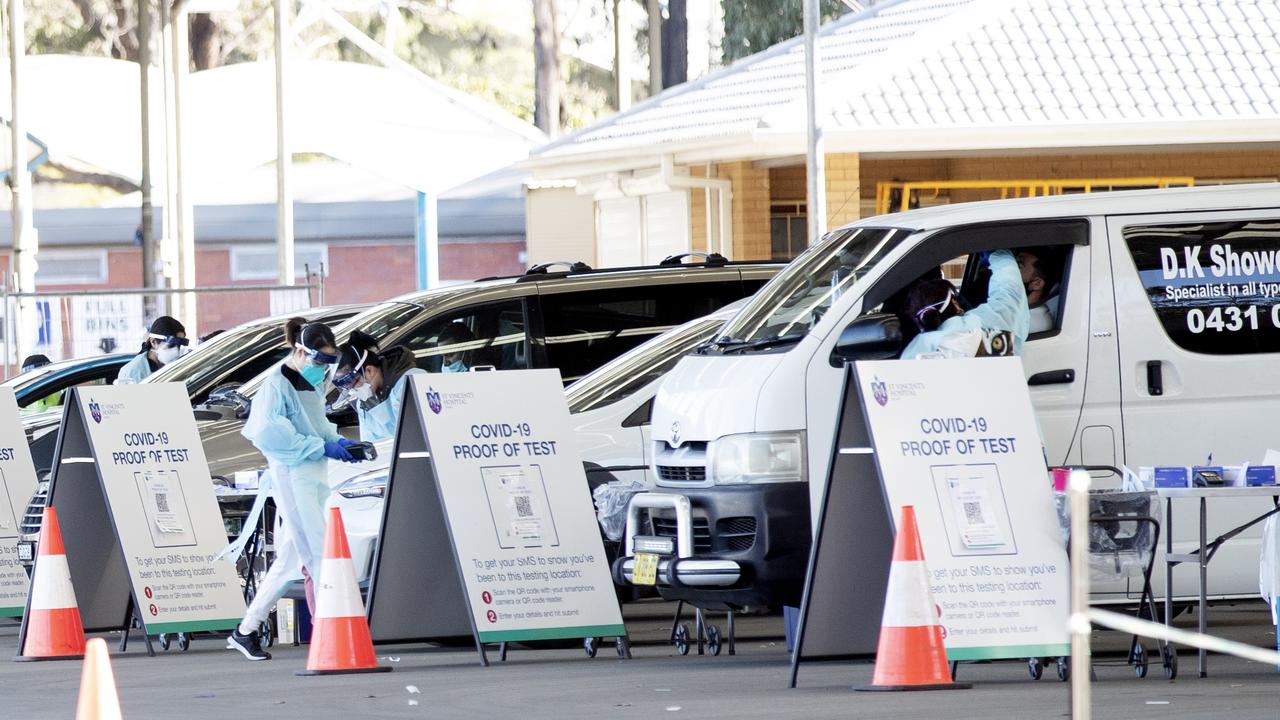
[
  {"xmin": 612, "ymin": 493, "xmax": 745, "ymax": 657},
  {"xmin": 1029, "ymin": 467, "xmax": 1176, "ymax": 681}
]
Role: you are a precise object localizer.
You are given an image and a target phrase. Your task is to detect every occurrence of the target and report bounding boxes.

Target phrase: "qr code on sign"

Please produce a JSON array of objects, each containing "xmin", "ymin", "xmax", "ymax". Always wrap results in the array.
[
  {"xmin": 962, "ymin": 500, "xmax": 985, "ymax": 525},
  {"xmin": 155, "ymin": 492, "xmax": 171, "ymax": 514},
  {"xmin": 513, "ymin": 494, "xmax": 533, "ymax": 518}
]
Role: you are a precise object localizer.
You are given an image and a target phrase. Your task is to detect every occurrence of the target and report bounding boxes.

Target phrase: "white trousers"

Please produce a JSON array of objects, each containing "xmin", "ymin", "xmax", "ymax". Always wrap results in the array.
[
  {"xmin": 238, "ymin": 461, "xmax": 328, "ymax": 635},
  {"xmin": 239, "ymin": 513, "xmax": 303, "ymax": 633}
]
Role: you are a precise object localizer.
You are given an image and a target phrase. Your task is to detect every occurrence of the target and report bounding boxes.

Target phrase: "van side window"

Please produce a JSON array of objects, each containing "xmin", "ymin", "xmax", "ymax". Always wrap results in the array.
[
  {"xmin": 540, "ymin": 280, "xmax": 745, "ymax": 384},
  {"xmin": 863, "ymin": 220, "xmax": 1086, "ymax": 350},
  {"xmin": 397, "ymin": 300, "xmax": 528, "ymax": 372},
  {"xmin": 1123, "ymin": 218, "xmax": 1280, "ymax": 354}
]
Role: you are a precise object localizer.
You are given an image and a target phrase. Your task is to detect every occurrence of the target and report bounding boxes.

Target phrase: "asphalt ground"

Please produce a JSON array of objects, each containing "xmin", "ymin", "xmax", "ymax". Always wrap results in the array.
[{"xmin": 1, "ymin": 601, "xmax": 1277, "ymax": 719}]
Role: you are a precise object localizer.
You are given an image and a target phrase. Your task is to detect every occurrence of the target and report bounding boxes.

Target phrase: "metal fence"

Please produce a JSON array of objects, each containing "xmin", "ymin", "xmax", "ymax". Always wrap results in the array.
[{"xmin": 1, "ymin": 273, "xmax": 325, "ymax": 377}]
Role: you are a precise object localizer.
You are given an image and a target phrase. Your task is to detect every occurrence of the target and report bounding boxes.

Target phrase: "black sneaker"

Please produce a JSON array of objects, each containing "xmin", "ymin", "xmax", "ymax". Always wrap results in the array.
[{"xmin": 227, "ymin": 630, "xmax": 271, "ymax": 661}]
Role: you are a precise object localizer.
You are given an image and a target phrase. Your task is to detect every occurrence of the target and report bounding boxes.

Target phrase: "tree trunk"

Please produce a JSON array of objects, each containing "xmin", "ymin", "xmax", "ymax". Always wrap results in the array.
[
  {"xmin": 646, "ymin": 0, "xmax": 661, "ymax": 95},
  {"xmin": 532, "ymin": 0, "xmax": 561, "ymax": 137},
  {"xmin": 189, "ymin": 13, "xmax": 223, "ymax": 70},
  {"xmin": 661, "ymin": 0, "xmax": 687, "ymax": 88},
  {"xmin": 111, "ymin": 0, "xmax": 141, "ymax": 61}
]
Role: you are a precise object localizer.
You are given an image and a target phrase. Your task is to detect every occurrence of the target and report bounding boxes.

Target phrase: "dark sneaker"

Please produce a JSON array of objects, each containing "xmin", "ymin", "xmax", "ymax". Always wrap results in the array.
[{"xmin": 227, "ymin": 629, "xmax": 271, "ymax": 661}]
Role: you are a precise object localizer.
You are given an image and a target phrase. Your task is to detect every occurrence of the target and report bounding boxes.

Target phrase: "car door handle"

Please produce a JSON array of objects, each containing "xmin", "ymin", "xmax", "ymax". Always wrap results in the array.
[
  {"xmin": 1146, "ymin": 360, "xmax": 1163, "ymax": 396},
  {"xmin": 1028, "ymin": 369, "xmax": 1075, "ymax": 386}
]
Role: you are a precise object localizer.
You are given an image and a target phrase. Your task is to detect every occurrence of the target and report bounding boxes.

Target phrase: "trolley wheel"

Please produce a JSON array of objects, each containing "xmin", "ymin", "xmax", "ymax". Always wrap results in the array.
[
  {"xmin": 1056, "ymin": 656, "xmax": 1070, "ymax": 682},
  {"xmin": 1027, "ymin": 657, "xmax": 1043, "ymax": 680},
  {"xmin": 706, "ymin": 625, "xmax": 722, "ymax": 657},
  {"xmin": 1132, "ymin": 643, "xmax": 1148, "ymax": 678},
  {"xmin": 615, "ymin": 637, "xmax": 627, "ymax": 658},
  {"xmin": 157, "ymin": 634, "xmax": 171, "ymax": 651},
  {"xmin": 259, "ymin": 621, "xmax": 274, "ymax": 648},
  {"xmin": 178, "ymin": 633, "xmax": 191, "ymax": 652},
  {"xmin": 1162, "ymin": 645, "xmax": 1178, "ymax": 680},
  {"xmin": 584, "ymin": 637, "xmax": 598, "ymax": 658},
  {"xmin": 673, "ymin": 624, "xmax": 691, "ymax": 656}
]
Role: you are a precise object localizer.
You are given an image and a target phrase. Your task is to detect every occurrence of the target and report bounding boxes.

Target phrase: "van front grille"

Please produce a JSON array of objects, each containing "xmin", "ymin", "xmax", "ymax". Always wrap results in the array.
[{"xmin": 656, "ymin": 465, "xmax": 707, "ymax": 484}]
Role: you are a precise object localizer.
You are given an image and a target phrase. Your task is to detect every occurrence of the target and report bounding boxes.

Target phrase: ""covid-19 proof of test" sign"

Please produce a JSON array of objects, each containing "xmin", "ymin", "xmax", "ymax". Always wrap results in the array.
[{"xmin": 857, "ymin": 357, "xmax": 1070, "ymax": 661}]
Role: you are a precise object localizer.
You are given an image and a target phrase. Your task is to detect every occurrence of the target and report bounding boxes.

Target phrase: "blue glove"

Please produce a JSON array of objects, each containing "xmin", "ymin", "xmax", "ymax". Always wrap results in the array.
[
  {"xmin": 338, "ymin": 438, "xmax": 359, "ymax": 448},
  {"xmin": 323, "ymin": 439, "xmax": 354, "ymax": 462},
  {"xmin": 976, "ymin": 250, "xmax": 993, "ymax": 266}
]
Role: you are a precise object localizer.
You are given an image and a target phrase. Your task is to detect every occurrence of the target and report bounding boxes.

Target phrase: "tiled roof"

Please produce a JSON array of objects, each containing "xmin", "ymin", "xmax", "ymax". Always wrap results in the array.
[{"xmin": 532, "ymin": 0, "xmax": 1280, "ymax": 164}]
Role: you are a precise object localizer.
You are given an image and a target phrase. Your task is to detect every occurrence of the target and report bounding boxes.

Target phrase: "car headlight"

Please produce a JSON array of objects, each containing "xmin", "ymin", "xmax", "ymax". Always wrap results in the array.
[
  {"xmin": 336, "ymin": 469, "xmax": 389, "ymax": 499},
  {"xmin": 708, "ymin": 431, "xmax": 806, "ymax": 485}
]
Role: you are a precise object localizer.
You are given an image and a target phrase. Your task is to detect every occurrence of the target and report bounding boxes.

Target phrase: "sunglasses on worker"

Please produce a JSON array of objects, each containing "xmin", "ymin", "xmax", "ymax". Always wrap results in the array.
[
  {"xmin": 295, "ymin": 343, "xmax": 339, "ymax": 366},
  {"xmin": 913, "ymin": 288, "xmax": 956, "ymax": 331},
  {"xmin": 148, "ymin": 333, "xmax": 190, "ymax": 348}
]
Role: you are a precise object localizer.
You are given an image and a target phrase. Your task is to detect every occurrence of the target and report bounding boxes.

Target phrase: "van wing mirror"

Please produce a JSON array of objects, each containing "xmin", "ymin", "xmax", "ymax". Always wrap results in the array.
[{"xmin": 829, "ymin": 313, "xmax": 903, "ymax": 366}]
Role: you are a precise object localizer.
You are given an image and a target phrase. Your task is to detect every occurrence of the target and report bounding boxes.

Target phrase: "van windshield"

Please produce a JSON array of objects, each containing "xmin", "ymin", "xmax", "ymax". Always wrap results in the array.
[{"xmin": 712, "ymin": 227, "xmax": 909, "ymax": 349}]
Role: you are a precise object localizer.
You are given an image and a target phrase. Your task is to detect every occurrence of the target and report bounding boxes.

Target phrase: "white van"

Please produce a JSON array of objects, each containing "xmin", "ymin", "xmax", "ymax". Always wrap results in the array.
[{"xmin": 646, "ymin": 183, "xmax": 1280, "ymax": 610}]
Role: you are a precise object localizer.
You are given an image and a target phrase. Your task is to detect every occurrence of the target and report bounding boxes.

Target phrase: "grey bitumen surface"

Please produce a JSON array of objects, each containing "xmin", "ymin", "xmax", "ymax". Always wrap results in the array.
[{"xmin": 2, "ymin": 602, "xmax": 1277, "ymax": 719}]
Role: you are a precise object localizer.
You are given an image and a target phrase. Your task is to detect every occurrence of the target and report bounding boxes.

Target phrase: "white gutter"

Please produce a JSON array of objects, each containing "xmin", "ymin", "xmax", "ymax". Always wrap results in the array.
[{"xmin": 656, "ymin": 155, "xmax": 734, "ymax": 259}]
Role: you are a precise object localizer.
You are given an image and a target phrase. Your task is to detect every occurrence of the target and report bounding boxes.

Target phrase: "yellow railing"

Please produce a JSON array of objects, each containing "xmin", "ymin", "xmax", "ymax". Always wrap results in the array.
[{"xmin": 874, "ymin": 177, "xmax": 1196, "ymax": 215}]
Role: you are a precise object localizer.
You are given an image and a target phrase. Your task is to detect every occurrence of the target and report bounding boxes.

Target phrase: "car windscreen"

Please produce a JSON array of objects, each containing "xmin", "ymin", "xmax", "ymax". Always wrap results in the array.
[
  {"xmin": 712, "ymin": 227, "xmax": 909, "ymax": 350},
  {"xmin": 566, "ymin": 315, "xmax": 725, "ymax": 414}
]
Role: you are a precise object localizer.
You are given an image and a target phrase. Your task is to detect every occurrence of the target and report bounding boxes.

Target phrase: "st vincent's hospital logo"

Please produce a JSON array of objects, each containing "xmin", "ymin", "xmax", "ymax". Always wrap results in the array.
[
  {"xmin": 427, "ymin": 388, "xmax": 443, "ymax": 414},
  {"xmin": 89, "ymin": 399, "xmax": 102, "ymax": 423},
  {"xmin": 871, "ymin": 378, "xmax": 888, "ymax": 407}
]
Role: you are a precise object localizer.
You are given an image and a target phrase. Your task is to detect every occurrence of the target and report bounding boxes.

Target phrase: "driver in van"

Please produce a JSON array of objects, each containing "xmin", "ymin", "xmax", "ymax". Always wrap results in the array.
[
  {"xmin": 1017, "ymin": 249, "xmax": 1060, "ymax": 334},
  {"xmin": 900, "ymin": 248, "xmax": 1029, "ymax": 359}
]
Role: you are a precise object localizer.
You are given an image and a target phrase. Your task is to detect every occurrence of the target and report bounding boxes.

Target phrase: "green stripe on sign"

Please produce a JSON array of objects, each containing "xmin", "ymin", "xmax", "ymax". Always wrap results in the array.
[
  {"xmin": 1, "ymin": 606, "xmax": 25, "ymax": 618},
  {"xmin": 144, "ymin": 619, "xmax": 242, "ymax": 635},
  {"xmin": 946, "ymin": 643, "xmax": 1072, "ymax": 661},
  {"xmin": 478, "ymin": 625, "xmax": 627, "ymax": 643}
]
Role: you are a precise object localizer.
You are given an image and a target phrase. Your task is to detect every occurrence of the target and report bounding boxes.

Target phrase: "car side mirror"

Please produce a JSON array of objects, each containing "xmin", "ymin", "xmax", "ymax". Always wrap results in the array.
[{"xmin": 829, "ymin": 313, "xmax": 903, "ymax": 366}]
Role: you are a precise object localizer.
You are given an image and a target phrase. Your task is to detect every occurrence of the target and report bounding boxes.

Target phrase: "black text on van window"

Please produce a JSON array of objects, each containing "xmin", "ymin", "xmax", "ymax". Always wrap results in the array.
[{"xmin": 1124, "ymin": 219, "xmax": 1280, "ymax": 354}]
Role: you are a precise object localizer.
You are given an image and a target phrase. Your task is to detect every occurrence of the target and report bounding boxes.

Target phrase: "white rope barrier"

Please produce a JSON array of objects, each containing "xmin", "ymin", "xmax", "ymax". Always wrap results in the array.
[{"xmin": 1089, "ymin": 608, "xmax": 1280, "ymax": 667}]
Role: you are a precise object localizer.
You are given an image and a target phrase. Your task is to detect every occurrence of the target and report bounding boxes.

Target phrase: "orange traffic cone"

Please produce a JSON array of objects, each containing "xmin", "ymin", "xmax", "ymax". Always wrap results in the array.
[
  {"xmin": 858, "ymin": 505, "xmax": 970, "ymax": 691},
  {"xmin": 75, "ymin": 638, "xmax": 123, "ymax": 720},
  {"xmin": 297, "ymin": 508, "xmax": 391, "ymax": 676},
  {"xmin": 16, "ymin": 507, "xmax": 86, "ymax": 661}
]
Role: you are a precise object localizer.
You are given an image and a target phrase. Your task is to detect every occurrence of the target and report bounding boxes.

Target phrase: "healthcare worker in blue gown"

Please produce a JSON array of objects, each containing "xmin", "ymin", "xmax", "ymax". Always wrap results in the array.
[
  {"xmin": 116, "ymin": 315, "xmax": 188, "ymax": 383},
  {"xmin": 227, "ymin": 318, "xmax": 360, "ymax": 661},
  {"xmin": 332, "ymin": 330, "xmax": 427, "ymax": 442}
]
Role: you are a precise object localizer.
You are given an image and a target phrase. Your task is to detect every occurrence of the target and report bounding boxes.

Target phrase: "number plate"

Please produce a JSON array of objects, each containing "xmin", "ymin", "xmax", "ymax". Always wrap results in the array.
[
  {"xmin": 632, "ymin": 552, "xmax": 659, "ymax": 586},
  {"xmin": 16, "ymin": 541, "xmax": 34, "ymax": 563}
]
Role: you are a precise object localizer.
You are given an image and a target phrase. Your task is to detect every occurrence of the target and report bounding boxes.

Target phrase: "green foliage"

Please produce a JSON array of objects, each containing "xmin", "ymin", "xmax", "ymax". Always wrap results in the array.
[{"xmin": 721, "ymin": 0, "xmax": 849, "ymax": 65}]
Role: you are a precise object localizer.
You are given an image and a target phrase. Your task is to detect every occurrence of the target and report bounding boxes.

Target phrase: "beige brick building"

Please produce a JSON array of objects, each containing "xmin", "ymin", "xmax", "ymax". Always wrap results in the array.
[{"xmin": 523, "ymin": 0, "xmax": 1280, "ymax": 267}]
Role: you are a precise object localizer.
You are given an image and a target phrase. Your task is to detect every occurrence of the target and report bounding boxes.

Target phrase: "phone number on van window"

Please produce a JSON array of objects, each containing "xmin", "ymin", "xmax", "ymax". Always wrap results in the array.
[{"xmin": 1183, "ymin": 305, "xmax": 1280, "ymax": 334}]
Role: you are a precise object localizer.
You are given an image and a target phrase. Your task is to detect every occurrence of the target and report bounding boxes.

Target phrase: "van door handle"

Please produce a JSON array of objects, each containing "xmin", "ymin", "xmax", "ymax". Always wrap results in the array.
[
  {"xmin": 1146, "ymin": 360, "xmax": 1163, "ymax": 396},
  {"xmin": 1028, "ymin": 369, "xmax": 1075, "ymax": 386}
]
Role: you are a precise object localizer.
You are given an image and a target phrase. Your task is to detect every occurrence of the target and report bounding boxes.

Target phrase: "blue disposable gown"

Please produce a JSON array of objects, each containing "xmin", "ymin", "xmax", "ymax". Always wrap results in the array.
[
  {"xmin": 357, "ymin": 368, "xmax": 425, "ymax": 442},
  {"xmin": 902, "ymin": 249, "xmax": 1030, "ymax": 359},
  {"xmin": 117, "ymin": 353, "xmax": 156, "ymax": 384},
  {"xmin": 241, "ymin": 364, "xmax": 341, "ymax": 574}
]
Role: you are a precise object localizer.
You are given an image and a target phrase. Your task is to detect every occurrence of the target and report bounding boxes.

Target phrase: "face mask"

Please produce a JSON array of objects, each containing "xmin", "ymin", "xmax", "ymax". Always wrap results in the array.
[
  {"xmin": 156, "ymin": 345, "xmax": 184, "ymax": 365},
  {"xmin": 351, "ymin": 383, "xmax": 375, "ymax": 403},
  {"xmin": 443, "ymin": 360, "xmax": 467, "ymax": 374},
  {"xmin": 300, "ymin": 363, "xmax": 328, "ymax": 390}
]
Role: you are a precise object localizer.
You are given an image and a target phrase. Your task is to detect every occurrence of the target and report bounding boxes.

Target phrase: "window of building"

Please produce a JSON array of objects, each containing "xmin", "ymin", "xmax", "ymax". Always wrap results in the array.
[
  {"xmin": 34, "ymin": 250, "xmax": 108, "ymax": 285},
  {"xmin": 230, "ymin": 244, "xmax": 328, "ymax": 281},
  {"xmin": 770, "ymin": 202, "xmax": 808, "ymax": 260}
]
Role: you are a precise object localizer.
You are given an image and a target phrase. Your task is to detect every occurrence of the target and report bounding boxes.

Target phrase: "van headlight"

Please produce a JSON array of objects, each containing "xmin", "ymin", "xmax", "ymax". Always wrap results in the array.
[
  {"xmin": 336, "ymin": 469, "xmax": 389, "ymax": 499},
  {"xmin": 708, "ymin": 431, "xmax": 806, "ymax": 485}
]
